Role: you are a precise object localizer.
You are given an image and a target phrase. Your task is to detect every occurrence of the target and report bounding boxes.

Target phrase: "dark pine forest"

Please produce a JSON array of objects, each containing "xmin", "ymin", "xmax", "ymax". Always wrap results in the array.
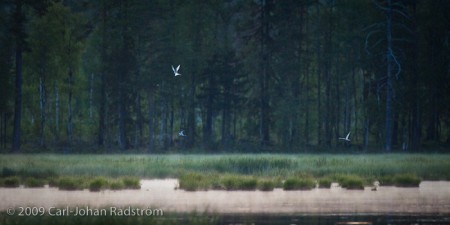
[{"xmin": 0, "ymin": 0, "xmax": 449, "ymax": 153}]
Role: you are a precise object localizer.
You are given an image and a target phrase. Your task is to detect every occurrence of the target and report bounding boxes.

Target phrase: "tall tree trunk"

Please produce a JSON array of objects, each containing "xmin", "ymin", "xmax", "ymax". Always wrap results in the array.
[
  {"xmin": 304, "ymin": 68, "xmax": 310, "ymax": 147},
  {"xmin": 118, "ymin": 82, "xmax": 126, "ymax": 150},
  {"xmin": 204, "ymin": 72, "xmax": 215, "ymax": 147},
  {"xmin": 134, "ymin": 94, "xmax": 142, "ymax": 147},
  {"xmin": 352, "ymin": 56, "xmax": 358, "ymax": 142},
  {"xmin": 98, "ymin": 1, "xmax": 107, "ymax": 147},
  {"xmin": 221, "ymin": 89, "xmax": 231, "ymax": 148},
  {"xmin": 410, "ymin": 0, "xmax": 420, "ymax": 151},
  {"xmin": 89, "ymin": 73, "xmax": 94, "ymax": 119},
  {"xmin": 259, "ymin": 0, "xmax": 271, "ymax": 147},
  {"xmin": 55, "ymin": 82, "xmax": 59, "ymax": 141},
  {"xmin": 384, "ymin": 0, "xmax": 394, "ymax": 152},
  {"xmin": 187, "ymin": 68, "xmax": 196, "ymax": 148},
  {"xmin": 67, "ymin": 68, "xmax": 73, "ymax": 147},
  {"xmin": 315, "ymin": 4, "xmax": 322, "ymax": 148},
  {"xmin": 1, "ymin": 113, "xmax": 6, "ymax": 149},
  {"xmin": 159, "ymin": 94, "xmax": 168, "ymax": 149},
  {"xmin": 169, "ymin": 103, "xmax": 174, "ymax": 147},
  {"xmin": 147, "ymin": 91, "xmax": 154, "ymax": 153},
  {"xmin": 12, "ymin": 0, "xmax": 23, "ymax": 152},
  {"xmin": 324, "ymin": 5, "xmax": 333, "ymax": 148},
  {"xmin": 39, "ymin": 77, "xmax": 46, "ymax": 148}
]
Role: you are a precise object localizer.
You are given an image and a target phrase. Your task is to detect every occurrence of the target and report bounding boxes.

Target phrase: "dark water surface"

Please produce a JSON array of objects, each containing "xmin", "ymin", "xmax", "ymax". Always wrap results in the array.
[
  {"xmin": 215, "ymin": 214, "xmax": 450, "ymax": 225},
  {"xmin": 1, "ymin": 212, "xmax": 450, "ymax": 225}
]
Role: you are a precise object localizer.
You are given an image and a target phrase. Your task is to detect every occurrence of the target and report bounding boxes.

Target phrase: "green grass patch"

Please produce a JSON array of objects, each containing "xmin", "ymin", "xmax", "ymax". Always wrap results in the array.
[
  {"xmin": 179, "ymin": 172, "xmax": 215, "ymax": 191},
  {"xmin": 317, "ymin": 177, "xmax": 332, "ymax": 188},
  {"xmin": 393, "ymin": 174, "xmax": 421, "ymax": 187},
  {"xmin": 110, "ymin": 180, "xmax": 125, "ymax": 190},
  {"xmin": 378, "ymin": 175, "xmax": 395, "ymax": 186},
  {"xmin": 283, "ymin": 177, "xmax": 316, "ymax": 190},
  {"xmin": 337, "ymin": 175, "xmax": 365, "ymax": 190},
  {"xmin": 257, "ymin": 179, "xmax": 276, "ymax": 191},
  {"xmin": 121, "ymin": 176, "xmax": 141, "ymax": 189},
  {"xmin": 220, "ymin": 175, "xmax": 258, "ymax": 191},
  {"xmin": 24, "ymin": 177, "xmax": 46, "ymax": 187},
  {"xmin": 0, "ymin": 153, "xmax": 449, "ymax": 181},
  {"xmin": 2, "ymin": 176, "xmax": 20, "ymax": 188},
  {"xmin": 2, "ymin": 167, "xmax": 16, "ymax": 177},
  {"xmin": 89, "ymin": 177, "xmax": 109, "ymax": 191},
  {"xmin": 58, "ymin": 177, "xmax": 85, "ymax": 190},
  {"xmin": 48, "ymin": 176, "xmax": 59, "ymax": 187}
]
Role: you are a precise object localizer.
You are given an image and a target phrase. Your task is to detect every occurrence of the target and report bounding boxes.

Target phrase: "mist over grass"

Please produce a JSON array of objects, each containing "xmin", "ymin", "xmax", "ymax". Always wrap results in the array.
[{"xmin": 0, "ymin": 153, "xmax": 449, "ymax": 181}]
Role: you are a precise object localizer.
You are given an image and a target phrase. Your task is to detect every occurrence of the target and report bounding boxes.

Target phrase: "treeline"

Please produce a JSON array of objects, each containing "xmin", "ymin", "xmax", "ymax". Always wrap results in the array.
[{"xmin": 0, "ymin": 0, "xmax": 449, "ymax": 153}]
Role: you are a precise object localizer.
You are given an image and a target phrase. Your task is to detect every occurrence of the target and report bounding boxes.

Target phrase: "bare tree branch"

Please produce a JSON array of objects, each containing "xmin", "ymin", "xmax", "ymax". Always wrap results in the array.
[{"xmin": 389, "ymin": 48, "xmax": 401, "ymax": 79}]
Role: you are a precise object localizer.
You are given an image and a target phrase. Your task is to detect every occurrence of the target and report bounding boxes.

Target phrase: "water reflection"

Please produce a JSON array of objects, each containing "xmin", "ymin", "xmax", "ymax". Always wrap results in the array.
[{"xmin": 214, "ymin": 214, "xmax": 450, "ymax": 225}]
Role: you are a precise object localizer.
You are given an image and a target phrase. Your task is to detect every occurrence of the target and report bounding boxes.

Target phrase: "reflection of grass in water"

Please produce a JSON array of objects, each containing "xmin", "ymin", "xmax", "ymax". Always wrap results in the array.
[
  {"xmin": 1, "ymin": 211, "xmax": 216, "ymax": 225},
  {"xmin": 1, "ymin": 213, "xmax": 447, "ymax": 225},
  {"xmin": 0, "ymin": 154, "xmax": 449, "ymax": 181}
]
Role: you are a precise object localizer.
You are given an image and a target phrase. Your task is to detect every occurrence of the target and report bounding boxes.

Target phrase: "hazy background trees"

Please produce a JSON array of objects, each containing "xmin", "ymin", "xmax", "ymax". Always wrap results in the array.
[{"xmin": 0, "ymin": 0, "xmax": 449, "ymax": 153}]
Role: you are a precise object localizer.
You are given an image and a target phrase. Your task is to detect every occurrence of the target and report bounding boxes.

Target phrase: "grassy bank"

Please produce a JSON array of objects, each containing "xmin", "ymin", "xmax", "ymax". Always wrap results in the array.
[{"xmin": 0, "ymin": 154, "xmax": 449, "ymax": 182}]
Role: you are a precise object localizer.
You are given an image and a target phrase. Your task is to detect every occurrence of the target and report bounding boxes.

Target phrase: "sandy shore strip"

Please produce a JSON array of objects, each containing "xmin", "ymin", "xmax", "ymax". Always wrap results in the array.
[{"xmin": 1, "ymin": 179, "xmax": 449, "ymax": 215}]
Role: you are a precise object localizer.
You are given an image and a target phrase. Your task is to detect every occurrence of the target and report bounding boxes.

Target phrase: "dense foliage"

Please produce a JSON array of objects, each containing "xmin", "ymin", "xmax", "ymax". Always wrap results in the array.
[{"xmin": 0, "ymin": 0, "xmax": 449, "ymax": 153}]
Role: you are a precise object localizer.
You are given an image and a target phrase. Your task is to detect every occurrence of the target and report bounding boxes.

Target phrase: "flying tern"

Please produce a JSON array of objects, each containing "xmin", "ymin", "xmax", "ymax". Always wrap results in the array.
[
  {"xmin": 172, "ymin": 65, "xmax": 181, "ymax": 76},
  {"xmin": 178, "ymin": 130, "xmax": 187, "ymax": 137},
  {"xmin": 339, "ymin": 131, "xmax": 351, "ymax": 142}
]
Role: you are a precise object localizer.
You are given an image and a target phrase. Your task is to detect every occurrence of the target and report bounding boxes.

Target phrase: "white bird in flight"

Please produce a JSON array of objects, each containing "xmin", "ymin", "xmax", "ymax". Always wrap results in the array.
[
  {"xmin": 178, "ymin": 130, "xmax": 187, "ymax": 137},
  {"xmin": 172, "ymin": 65, "xmax": 181, "ymax": 76},
  {"xmin": 339, "ymin": 131, "xmax": 351, "ymax": 142}
]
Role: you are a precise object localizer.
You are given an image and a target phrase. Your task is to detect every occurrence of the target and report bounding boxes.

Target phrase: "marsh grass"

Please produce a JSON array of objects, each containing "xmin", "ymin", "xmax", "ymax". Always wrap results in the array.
[
  {"xmin": 1, "ymin": 167, "xmax": 16, "ymax": 177},
  {"xmin": 89, "ymin": 177, "xmax": 109, "ymax": 191},
  {"xmin": 48, "ymin": 176, "xmax": 59, "ymax": 187},
  {"xmin": 55, "ymin": 176, "xmax": 141, "ymax": 191},
  {"xmin": 317, "ymin": 177, "xmax": 332, "ymax": 188},
  {"xmin": 378, "ymin": 175, "xmax": 395, "ymax": 186},
  {"xmin": 220, "ymin": 175, "xmax": 258, "ymax": 190},
  {"xmin": 336, "ymin": 175, "xmax": 365, "ymax": 190},
  {"xmin": 2, "ymin": 176, "xmax": 20, "ymax": 188},
  {"xmin": 283, "ymin": 177, "xmax": 316, "ymax": 190},
  {"xmin": 24, "ymin": 177, "xmax": 46, "ymax": 187},
  {"xmin": 0, "ymin": 153, "xmax": 448, "ymax": 182},
  {"xmin": 393, "ymin": 174, "xmax": 421, "ymax": 187},
  {"xmin": 257, "ymin": 179, "xmax": 275, "ymax": 191},
  {"xmin": 179, "ymin": 172, "xmax": 215, "ymax": 191},
  {"xmin": 121, "ymin": 176, "xmax": 141, "ymax": 189},
  {"xmin": 58, "ymin": 176, "xmax": 86, "ymax": 190},
  {"xmin": 110, "ymin": 180, "xmax": 125, "ymax": 190},
  {"xmin": 179, "ymin": 173, "xmax": 274, "ymax": 191}
]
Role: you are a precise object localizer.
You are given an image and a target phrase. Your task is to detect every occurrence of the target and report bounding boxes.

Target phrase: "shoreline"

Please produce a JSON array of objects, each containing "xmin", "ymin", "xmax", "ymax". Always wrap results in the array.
[{"xmin": 1, "ymin": 179, "xmax": 449, "ymax": 215}]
